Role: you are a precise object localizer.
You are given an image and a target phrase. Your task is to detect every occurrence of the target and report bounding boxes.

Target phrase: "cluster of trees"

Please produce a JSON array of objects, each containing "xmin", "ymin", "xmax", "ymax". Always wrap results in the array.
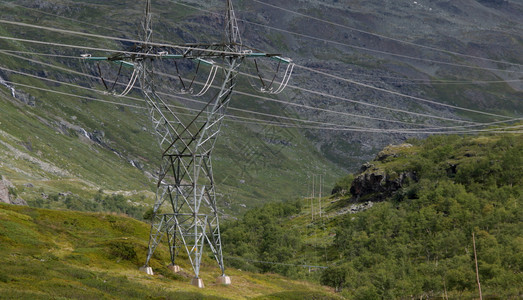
[
  {"xmin": 223, "ymin": 133, "xmax": 522, "ymax": 298},
  {"xmin": 221, "ymin": 201, "xmax": 304, "ymax": 276},
  {"xmin": 29, "ymin": 189, "xmax": 146, "ymax": 219},
  {"xmin": 324, "ymin": 134, "xmax": 522, "ymax": 298}
]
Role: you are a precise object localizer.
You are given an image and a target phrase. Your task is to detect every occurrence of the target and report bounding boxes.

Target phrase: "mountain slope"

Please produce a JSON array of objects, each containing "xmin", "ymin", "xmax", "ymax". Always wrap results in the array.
[
  {"xmin": 221, "ymin": 132, "xmax": 522, "ymax": 298},
  {"xmin": 0, "ymin": 0, "xmax": 521, "ymax": 214},
  {"xmin": 0, "ymin": 0, "xmax": 344, "ymax": 214}
]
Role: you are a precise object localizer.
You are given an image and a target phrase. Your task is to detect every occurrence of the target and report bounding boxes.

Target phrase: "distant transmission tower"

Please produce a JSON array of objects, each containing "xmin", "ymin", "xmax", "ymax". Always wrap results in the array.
[{"xmin": 83, "ymin": 0, "xmax": 293, "ymax": 287}]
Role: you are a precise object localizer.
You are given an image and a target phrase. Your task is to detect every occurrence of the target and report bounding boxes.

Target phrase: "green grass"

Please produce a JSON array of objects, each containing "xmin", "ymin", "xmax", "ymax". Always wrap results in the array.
[{"xmin": 0, "ymin": 203, "xmax": 338, "ymax": 299}]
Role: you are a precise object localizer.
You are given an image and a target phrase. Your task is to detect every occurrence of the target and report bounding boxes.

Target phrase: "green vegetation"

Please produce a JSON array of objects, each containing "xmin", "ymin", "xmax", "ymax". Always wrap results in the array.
[
  {"xmin": 27, "ymin": 189, "xmax": 148, "ymax": 219},
  {"xmin": 222, "ymin": 133, "xmax": 523, "ymax": 299},
  {"xmin": 0, "ymin": 204, "xmax": 338, "ymax": 299},
  {"xmin": 222, "ymin": 201, "xmax": 303, "ymax": 276}
]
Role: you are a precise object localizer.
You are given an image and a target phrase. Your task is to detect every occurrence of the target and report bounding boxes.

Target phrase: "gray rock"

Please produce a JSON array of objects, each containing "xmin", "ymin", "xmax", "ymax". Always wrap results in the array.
[
  {"xmin": 350, "ymin": 167, "xmax": 417, "ymax": 202},
  {"xmin": 11, "ymin": 198, "xmax": 27, "ymax": 206},
  {"xmin": 0, "ymin": 176, "xmax": 13, "ymax": 204}
]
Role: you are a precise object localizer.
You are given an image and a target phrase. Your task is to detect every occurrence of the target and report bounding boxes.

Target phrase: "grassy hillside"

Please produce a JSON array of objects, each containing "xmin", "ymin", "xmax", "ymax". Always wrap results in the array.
[
  {"xmin": 0, "ymin": 203, "xmax": 340, "ymax": 299},
  {"xmin": 221, "ymin": 132, "xmax": 522, "ymax": 299}
]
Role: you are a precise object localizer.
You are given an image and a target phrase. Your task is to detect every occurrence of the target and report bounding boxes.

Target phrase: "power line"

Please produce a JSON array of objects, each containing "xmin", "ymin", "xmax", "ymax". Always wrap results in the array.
[
  {"xmin": 0, "ymin": 49, "xmax": 357, "ymax": 130},
  {"xmin": 159, "ymin": 68, "xmax": 478, "ymax": 125},
  {"xmin": 2, "ymin": 80, "xmax": 142, "ymax": 109},
  {"xmin": 171, "ymin": 1, "xmax": 523, "ymax": 75},
  {"xmin": 0, "ymin": 52, "xmax": 434, "ymax": 131},
  {"xmin": 0, "ymin": 36, "xmax": 513, "ymax": 126},
  {"xmin": 352, "ymin": 78, "xmax": 523, "ymax": 85},
  {"xmin": 294, "ymin": 64, "xmax": 517, "ymax": 120},
  {"xmin": 156, "ymin": 67, "xmax": 486, "ymax": 126},
  {"xmin": 3, "ymin": 78, "xmax": 521, "ymax": 135},
  {"xmin": 2, "ymin": 49, "xmax": 517, "ymax": 87},
  {"xmin": 5, "ymin": 2, "xmax": 520, "ymax": 92},
  {"xmin": 0, "ymin": 1, "xmax": 182, "ymax": 49},
  {"xmin": 0, "ymin": 35, "xmax": 146, "ymax": 56},
  {"xmin": 0, "ymin": 63, "xmax": 426, "ymax": 132},
  {"xmin": 2, "ymin": 51, "xmax": 519, "ymax": 135},
  {"xmin": 0, "ymin": 51, "xmax": 426, "ymax": 130},
  {"xmin": 1, "ymin": 21, "xmax": 517, "ymax": 123},
  {"xmin": 0, "ymin": 50, "xmax": 93, "ymax": 78},
  {"xmin": 339, "ymin": 69, "xmax": 523, "ymax": 85},
  {"xmin": 252, "ymin": 0, "xmax": 523, "ymax": 68},
  {"xmin": 236, "ymin": 21, "xmax": 523, "ymax": 74},
  {"xmin": 3, "ymin": 45, "xmax": 520, "ymax": 88},
  {"xmin": 0, "ymin": 78, "xmax": 301, "ymax": 130},
  {"xmin": 0, "ymin": 2, "xmax": 133, "ymax": 37},
  {"xmin": 9, "ymin": 0, "xmax": 518, "ymax": 76},
  {"xmin": 226, "ymin": 118, "xmax": 523, "ymax": 134},
  {"xmin": 4, "ymin": 50, "xmax": 521, "ymax": 135},
  {"xmin": 0, "ymin": 49, "xmax": 82, "ymax": 59},
  {"xmin": 0, "ymin": 19, "xmax": 259, "ymax": 57},
  {"xmin": 240, "ymin": 71, "xmax": 477, "ymax": 124}
]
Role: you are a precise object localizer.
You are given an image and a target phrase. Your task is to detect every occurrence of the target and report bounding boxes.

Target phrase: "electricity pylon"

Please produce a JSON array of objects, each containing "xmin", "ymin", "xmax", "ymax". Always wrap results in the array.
[{"xmin": 83, "ymin": 0, "xmax": 293, "ymax": 287}]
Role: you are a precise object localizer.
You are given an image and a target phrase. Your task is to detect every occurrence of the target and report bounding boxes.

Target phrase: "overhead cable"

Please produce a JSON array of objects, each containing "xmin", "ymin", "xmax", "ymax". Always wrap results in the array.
[
  {"xmin": 3, "ymin": 78, "xmax": 521, "ymax": 135},
  {"xmin": 2, "ymin": 48, "xmax": 518, "ymax": 86},
  {"xmin": 294, "ymin": 64, "xmax": 516, "ymax": 120},
  {"xmin": 0, "ymin": 2, "xmax": 132, "ymax": 37},
  {"xmin": 0, "ymin": 53, "xmax": 436, "ymax": 129},
  {"xmin": 2, "ymin": 51, "xmax": 517, "ymax": 132},
  {"xmin": 252, "ymin": 0, "xmax": 523, "ymax": 68},
  {"xmin": 0, "ymin": 20, "xmax": 251, "ymax": 57},
  {"xmin": 0, "ymin": 23, "xmax": 517, "ymax": 122},
  {"xmin": 1, "ymin": 47, "xmax": 482, "ymax": 126},
  {"xmin": 172, "ymin": 1, "xmax": 523, "ymax": 75}
]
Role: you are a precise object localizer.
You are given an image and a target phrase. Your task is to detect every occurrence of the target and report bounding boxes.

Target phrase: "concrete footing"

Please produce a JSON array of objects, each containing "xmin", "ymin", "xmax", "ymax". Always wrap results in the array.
[
  {"xmin": 216, "ymin": 275, "xmax": 231, "ymax": 285},
  {"xmin": 191, "ymin": 277, "xmax": 205, "ymax": 288},
  {"xmin": 139, "ymin": 266, "xmax": 154, "ymax": 275},
  {"xmin": 167, "ymin": 264, "xmax": 181, "ymax": 273}
]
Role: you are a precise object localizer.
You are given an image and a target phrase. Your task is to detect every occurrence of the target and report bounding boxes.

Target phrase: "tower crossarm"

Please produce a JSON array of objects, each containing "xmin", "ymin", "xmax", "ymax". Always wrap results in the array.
[{"xmin": 83, "ymin": 44, "xmax": 285, "ymax": 61}]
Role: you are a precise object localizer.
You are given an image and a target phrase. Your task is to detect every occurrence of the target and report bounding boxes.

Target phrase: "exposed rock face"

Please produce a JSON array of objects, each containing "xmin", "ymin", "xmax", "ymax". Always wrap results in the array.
[
  {"xmin": 349, "ymin": 144, "xmax": 417, "ymax": 202},
  {"xmin": 350, "ymin": 169, "xmax": 416, "ymax": 202},
  {"xmin": 0, "ymin": 176, "xmax": 27, "ymax": 206},
  {"xmin": 0, "ymin": 175, "xmax": 12, "ymax": 204}
]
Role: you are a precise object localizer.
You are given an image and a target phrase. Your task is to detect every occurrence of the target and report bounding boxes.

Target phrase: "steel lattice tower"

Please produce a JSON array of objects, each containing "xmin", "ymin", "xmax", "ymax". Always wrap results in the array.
[{"xmin": 84, "ymin": 0, "xmax": 293, "ymax": 287}]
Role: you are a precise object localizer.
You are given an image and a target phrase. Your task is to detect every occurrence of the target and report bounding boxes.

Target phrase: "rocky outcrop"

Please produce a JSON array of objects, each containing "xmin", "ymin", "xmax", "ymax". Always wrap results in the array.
[
  {"xmin": 350, "ymin": 168, "xmax": 416, "ymax": 202},
  {"xmin": 0, "ymin": 176, "xmax": 27, "ymax": 206},
  {"xmin": 0, "ymin": 175, "xmax": 11, "ymax": 204},
  {"xmin": 349, "ymin": 144, "xmax": 417, "ymax": 202},
  {"xmin": 374, "ymin": 144, "xmax": 413, "ymax": 162}
]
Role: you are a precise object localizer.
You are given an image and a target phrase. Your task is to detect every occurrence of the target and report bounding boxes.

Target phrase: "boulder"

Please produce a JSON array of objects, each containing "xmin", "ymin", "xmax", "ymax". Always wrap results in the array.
[{"xmin": 11, "ymin": 198, "xmax": 27, "ymax": 206}]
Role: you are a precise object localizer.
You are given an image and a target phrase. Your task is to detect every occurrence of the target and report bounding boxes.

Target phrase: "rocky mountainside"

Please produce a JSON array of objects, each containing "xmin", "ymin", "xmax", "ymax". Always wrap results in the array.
[
  {"xmin": 236, "ymin": 0, "xmax": 522, "ymax": 167},
  {"xmin": 0, "ymin": 0, "xmax": 521, "ymax": 215}
]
